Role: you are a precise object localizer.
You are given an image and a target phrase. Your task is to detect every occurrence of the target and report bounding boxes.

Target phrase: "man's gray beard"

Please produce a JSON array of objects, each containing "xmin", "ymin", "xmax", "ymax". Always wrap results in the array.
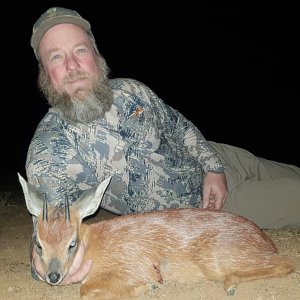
[{"xmin": 38, "ymin": 64, "xmax": 113, "ymax": 124}]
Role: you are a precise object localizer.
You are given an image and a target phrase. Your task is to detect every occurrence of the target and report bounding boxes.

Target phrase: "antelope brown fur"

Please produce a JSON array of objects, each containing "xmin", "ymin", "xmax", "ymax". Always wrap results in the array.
[{"xmin": 18, "ymin": 174, "xmax": 295, "ymax": 299}]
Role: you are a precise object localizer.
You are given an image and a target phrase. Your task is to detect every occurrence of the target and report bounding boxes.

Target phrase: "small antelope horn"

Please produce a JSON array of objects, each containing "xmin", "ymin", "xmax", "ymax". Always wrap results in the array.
[
  {"xmin": 65, "ymin": 198, "xmax": 70, "ymax": 223},
  {"xmin": 43, "ymin": 198, "xmax": 48, "ymax": 222}
]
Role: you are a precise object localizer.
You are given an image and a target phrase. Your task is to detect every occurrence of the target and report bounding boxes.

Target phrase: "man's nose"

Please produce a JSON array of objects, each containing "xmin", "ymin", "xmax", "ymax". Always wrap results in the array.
[{"xmin": 66, "ymin": 55, "xmax": 80, "ymax": 72}]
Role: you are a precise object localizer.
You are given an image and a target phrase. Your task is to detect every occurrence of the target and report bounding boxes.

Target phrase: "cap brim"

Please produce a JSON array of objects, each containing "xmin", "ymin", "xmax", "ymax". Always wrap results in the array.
[{"xmin": 31, "ymin": 15, "xmax": 91, "ymax": 52}]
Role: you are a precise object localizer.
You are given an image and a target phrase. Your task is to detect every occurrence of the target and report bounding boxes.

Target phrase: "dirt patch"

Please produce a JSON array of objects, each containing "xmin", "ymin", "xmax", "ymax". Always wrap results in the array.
[{"xmin": 0, "ymin": 189, "xmax": 299, "ymax": 300}]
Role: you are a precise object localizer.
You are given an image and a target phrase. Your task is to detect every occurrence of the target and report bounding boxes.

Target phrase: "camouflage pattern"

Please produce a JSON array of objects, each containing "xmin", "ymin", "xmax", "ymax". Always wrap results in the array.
[{"xmin": 26, "ymin": 78, "xmax": 224, "ymax": 214}]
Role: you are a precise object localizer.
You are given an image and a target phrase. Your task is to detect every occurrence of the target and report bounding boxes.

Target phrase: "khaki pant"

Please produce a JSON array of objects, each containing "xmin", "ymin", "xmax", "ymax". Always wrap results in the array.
[{"xmin": 209, "ymin": 142, "xmax": 300, "ymax": 229}]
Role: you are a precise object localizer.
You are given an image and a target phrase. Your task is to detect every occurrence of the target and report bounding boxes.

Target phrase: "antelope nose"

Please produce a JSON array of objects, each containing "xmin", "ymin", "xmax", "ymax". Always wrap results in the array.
[{"xmin": 48, "ymin": 272, "xmax": 61, "ymax": 284}]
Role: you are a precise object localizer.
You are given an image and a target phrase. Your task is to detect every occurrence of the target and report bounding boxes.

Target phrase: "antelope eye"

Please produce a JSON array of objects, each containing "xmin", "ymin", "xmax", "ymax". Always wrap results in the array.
[
  {"xmin": 36, "ymin": 242, "xmax": 42, "ymax": 255},
  {"xmin": 69, "ymin": 240, "xmax": 77, "ymax": 249}
]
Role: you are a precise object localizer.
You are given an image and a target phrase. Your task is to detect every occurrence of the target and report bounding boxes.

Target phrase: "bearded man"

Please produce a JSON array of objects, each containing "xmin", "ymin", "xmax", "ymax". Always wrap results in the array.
[{"xmin": 26, "ymin": 6, "xmax": 300, "ymax": 285}]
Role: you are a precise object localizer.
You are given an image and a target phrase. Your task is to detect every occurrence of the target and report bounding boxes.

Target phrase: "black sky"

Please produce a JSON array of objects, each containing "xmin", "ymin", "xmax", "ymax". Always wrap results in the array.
[{"xmin": 1, "ymin": 1, "xmax": 299, "ymax": 189}]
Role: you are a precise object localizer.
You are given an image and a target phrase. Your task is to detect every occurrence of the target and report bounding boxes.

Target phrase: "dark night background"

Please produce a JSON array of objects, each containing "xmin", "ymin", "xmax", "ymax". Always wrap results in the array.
[{"xmin": 1, "ymin": 1, "xmax": 299, "ymax": 190}]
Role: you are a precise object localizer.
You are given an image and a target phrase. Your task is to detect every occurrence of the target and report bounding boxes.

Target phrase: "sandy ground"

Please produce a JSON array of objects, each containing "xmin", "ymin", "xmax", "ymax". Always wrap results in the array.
[{"xmin": 0, "ymin": 187, "xmax": 299, "ymax": 300}]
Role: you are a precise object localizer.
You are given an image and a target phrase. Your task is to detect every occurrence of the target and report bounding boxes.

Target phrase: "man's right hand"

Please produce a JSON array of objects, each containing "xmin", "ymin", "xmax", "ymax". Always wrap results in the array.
[{"xmin": 31, "ymin": 241, "xmax": 92, "ymax": 285}]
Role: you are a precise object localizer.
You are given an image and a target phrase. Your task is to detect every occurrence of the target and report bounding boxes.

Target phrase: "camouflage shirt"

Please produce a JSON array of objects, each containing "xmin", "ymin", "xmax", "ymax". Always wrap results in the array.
[{"xmin": 26, "ymin": 78, "xmax": 224, "ymax": 214}]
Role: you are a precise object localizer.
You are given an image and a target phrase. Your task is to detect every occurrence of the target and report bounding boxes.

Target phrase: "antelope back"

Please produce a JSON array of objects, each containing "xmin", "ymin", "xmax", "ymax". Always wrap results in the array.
[{"xmin": 18, "ymin": 173, "xmax": 111, "ymax": 285}]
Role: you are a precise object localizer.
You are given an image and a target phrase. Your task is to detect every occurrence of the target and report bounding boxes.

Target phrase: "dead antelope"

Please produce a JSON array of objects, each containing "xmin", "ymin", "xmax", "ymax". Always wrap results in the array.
[{"xmin": 18, "ymin": 173, "xmax": 295, "ymax": 299}]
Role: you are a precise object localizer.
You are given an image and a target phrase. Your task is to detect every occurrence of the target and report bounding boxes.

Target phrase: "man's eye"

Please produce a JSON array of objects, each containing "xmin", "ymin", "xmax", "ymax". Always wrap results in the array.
[
  {"xmin": 76, "ymin": 48, "xmax": 87, "ymax": 54},
  {"xmin": 51, "ymin": 54, "xmax": 60, "ymax": 61}
]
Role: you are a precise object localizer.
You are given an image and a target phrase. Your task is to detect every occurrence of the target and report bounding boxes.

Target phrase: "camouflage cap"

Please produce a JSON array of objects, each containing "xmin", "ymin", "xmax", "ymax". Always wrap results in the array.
[{"xmin": 31, "ymin": 7, "xmax": 93, "ymax": 60}]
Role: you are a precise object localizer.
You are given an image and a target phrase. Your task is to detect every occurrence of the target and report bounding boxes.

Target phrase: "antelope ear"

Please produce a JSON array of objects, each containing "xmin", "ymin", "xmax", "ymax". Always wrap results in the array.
[
  {"xmin": 18, "ymin": 173, "xmax": 44, "ymax": 217},
  {"xmin": 74, "ymin": 177, "xmax": 112, "ymax": 220}
]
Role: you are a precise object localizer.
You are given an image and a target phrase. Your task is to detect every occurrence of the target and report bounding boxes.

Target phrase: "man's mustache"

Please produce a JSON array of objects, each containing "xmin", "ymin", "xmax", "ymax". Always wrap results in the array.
[{"xmin": 63, "ymin": 72, "xmax": 90, "ymax": 83}]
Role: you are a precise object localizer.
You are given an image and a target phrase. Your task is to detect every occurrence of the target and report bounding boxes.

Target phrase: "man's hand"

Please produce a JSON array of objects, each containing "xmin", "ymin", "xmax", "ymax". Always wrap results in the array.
[
  {"xmin": 202, "ymin": 172, "xmax": 228, "ymax": 210},
  {"xmin": 31, "ymin": 241, "xmax": 92, "ymax": 285}
]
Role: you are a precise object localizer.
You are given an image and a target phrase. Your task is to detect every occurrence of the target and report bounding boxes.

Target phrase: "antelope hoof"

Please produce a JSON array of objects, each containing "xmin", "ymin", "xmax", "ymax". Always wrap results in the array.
[
  {"xmin": 150, "ymin": 283, "xmax": 159, "ymax": 290},
  {"xmin": 226, "ymin": 286, "xmax": 236, "ymax": 296}
]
